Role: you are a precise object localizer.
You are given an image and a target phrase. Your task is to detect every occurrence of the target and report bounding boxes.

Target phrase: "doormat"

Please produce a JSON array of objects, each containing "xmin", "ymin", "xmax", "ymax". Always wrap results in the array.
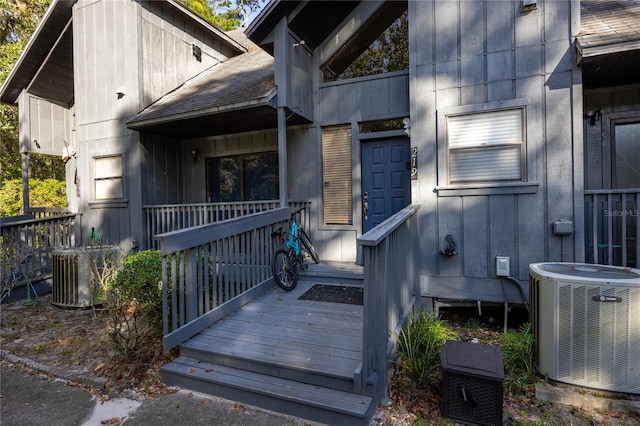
[{"xmin": 298, "ymin": 284, "xmax": 363, "ymax": 305}]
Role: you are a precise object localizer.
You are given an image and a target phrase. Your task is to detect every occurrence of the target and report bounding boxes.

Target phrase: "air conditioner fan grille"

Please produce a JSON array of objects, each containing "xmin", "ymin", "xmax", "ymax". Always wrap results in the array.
[{"xmin": 537, "ymin": 263, "xmax": 640, "ymax": 279}]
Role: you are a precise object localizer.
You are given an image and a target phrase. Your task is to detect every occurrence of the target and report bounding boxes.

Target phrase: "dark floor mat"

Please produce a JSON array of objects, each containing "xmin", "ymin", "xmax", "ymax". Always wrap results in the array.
[{"xmin": 298, "ymin": 284, "xmax": 363, "ymax": 305}]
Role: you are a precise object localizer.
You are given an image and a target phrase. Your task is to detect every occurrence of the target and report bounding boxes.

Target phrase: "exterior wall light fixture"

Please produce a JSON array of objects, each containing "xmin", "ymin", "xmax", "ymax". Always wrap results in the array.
[
  {"xmin": 192, "ymin": 44, "xmax": 202, "ymax": 62},
  {"xmin": 585, "ymin": 109, "xmax": 601, "ymax": 126},
  {"xmin": 191, "ymin": 149, "xmax": 199, "ymax": 161}
]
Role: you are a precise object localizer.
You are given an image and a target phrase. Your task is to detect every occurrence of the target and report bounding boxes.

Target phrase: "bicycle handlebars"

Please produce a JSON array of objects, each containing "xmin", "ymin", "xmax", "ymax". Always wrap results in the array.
[{"xmin": 291, "ymin": 206, "xmax": 306, "ymax": 218}]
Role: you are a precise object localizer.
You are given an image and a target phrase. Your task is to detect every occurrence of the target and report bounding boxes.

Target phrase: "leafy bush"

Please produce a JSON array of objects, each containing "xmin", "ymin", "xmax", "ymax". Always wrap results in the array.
[
  {"xmin": 498, "ymin": 322, "xmax": 535, "ymax": 394},
  {"xmin": 393, "ymin": 311, "xmax": 458, "ymax": 385},
  {"xmin": 104, "ymin": 250, "xmax": 163, "ymax": 359}
]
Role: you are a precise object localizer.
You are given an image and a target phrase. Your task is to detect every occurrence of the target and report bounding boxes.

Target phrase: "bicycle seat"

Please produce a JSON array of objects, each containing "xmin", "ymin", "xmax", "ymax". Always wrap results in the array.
[{"xmin": 271, "ymin": 227, "xmax": 283, "ymax": 238}]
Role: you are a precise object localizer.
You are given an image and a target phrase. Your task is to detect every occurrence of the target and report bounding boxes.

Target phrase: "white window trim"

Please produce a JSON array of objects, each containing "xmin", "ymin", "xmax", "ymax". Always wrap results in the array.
[
  {"xmin": 89, "ymin": 154, "xmax": 127, "ymax": 207},
  {"xmin": 435, "ymin": 99, "xmax": 538, "ymax": 197}
]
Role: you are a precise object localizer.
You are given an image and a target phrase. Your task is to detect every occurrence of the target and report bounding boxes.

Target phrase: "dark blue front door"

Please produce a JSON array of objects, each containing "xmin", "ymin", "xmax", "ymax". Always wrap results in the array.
[{"xmin": 361, "ymin": 138, "xmax": 411, "ymax": 233}]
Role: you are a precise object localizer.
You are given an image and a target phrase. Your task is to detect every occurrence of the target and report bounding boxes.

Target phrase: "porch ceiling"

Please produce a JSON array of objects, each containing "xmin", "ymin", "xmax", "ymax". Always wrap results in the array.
[
  {"xmin": 246, "ymin": 1, "xmax": 360, "ymax": 53},
  {"xmin": 0, "ymin": 0, "xmax": 75, "ymax": 107}
]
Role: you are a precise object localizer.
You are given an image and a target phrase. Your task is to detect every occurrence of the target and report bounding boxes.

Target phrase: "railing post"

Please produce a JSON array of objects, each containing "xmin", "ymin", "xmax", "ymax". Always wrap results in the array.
[{"xmin": 185, "ymin": 248, "xmax": 198, "ymax": 322}]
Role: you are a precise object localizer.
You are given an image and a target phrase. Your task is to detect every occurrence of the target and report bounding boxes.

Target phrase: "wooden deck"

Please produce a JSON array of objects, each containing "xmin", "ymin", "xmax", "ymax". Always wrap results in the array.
[{"xmin": 161, "ymin": 263, "xmax": 376, "ymax": 425}]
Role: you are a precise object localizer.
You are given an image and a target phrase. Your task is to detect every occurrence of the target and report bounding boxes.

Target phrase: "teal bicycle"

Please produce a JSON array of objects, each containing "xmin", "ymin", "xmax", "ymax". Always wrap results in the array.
[{"xmin": 271, "ymin": 207, "xmax": 319, "ymax": 291}]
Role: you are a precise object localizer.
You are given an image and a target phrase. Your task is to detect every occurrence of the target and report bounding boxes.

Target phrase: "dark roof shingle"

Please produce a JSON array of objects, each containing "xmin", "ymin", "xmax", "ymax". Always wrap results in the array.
[
  {"xmin": 128, "ymin": 31, "xmax": 275, "ymax": 126},
  {"xmin": 578, "ymin": 0, "xmax": 640, "ymax": 50}
]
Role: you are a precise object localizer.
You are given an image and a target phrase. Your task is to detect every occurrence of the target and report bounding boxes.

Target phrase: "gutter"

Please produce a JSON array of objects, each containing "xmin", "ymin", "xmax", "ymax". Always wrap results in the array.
[
  {"xmin": 576, "ymin": 38, "xmax": 640, "ymax": 64},
  {"xmin": 126, "ymin": 89, "xmax": 278, "ymax": 129}
]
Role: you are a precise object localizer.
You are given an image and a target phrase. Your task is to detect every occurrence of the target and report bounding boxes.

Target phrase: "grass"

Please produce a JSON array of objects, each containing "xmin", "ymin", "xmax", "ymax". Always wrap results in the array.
[{"xmin": 32, "ymin": 343, "xmax": 50, "ymax": 355}]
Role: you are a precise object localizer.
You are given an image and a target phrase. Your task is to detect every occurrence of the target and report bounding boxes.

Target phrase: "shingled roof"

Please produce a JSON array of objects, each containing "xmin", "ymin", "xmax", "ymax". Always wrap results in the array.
[
  {"xmin": 127, "ymin": 30, "xmax": 310, "ymax": 138},
  {"xmin": 577, "ymin": 0, "xmax": 640, "ymax": 88},
  {"xmin": 577, "ymin": 0, "xmax": 640, "ymax": 55}
]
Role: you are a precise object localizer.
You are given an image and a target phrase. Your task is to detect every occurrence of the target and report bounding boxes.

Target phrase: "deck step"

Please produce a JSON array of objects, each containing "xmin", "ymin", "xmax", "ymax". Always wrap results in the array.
[
  {"xmin": 161, "ymin": 357, "xmax": 376, "ymax": 426},
  {"xmin": 300, "ymin": 260, "xmax": 364, "ymax": 286},
  {"xmin": 179, "ymin": 337, "xmax": 358, "ymax": 393}
]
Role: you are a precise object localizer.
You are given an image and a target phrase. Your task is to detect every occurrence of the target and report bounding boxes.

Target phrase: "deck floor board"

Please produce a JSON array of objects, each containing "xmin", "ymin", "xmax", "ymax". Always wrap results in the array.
[{"xmin": 184, "ymin": 281, "xmax": 364, "ymax": 379}]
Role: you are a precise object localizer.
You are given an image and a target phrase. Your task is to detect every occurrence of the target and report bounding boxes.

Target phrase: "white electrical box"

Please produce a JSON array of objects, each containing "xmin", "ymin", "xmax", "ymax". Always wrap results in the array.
[{"xmin": 496, "ymin": 256, "xmax": 510, "ymax": 277}]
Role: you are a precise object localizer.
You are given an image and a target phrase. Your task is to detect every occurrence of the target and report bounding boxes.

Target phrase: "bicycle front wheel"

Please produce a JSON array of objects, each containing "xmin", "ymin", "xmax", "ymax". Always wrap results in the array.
[
  {"xmin": 272, "ymin": 249, "xmax": 299, "ymax": 291},
  {"xmin": 299, "ymin": 229, "xmax": 320, "ymax": 264}
]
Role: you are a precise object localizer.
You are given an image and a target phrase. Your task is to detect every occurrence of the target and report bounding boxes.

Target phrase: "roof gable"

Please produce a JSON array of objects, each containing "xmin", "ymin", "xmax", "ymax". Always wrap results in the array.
[{"xmin": 0, "ymin": 0, "xmax": 246, "ymax": 106}]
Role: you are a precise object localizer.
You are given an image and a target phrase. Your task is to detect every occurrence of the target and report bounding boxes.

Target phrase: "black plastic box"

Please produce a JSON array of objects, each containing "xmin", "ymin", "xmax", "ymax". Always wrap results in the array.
[{"xmin": 440, "ymin": 340, "xmax": 504, "ymax": 426}]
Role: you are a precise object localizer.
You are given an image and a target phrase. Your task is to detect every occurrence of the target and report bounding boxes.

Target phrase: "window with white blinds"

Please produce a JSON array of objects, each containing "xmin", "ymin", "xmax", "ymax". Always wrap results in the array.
[
  {"xmin": 322, "ymin": 125, "xmax": 353, "ymax": 225},
  {"xmin": 447, "ymin": 108, "xmax": 525, "ymax": 184}
]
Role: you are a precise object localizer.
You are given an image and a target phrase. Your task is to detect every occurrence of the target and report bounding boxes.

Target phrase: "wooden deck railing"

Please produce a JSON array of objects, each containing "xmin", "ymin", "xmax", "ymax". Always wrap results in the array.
[
  {"xmin": 144, "ymin": 201, "xmax": 289, "ymax": 249},
  {"xmin": 158, "ymin": 203, "xmax": 310, "ymax": 351},
  {"xmin": 356, "ymin": 204, "xmax": 420, "ymax": 403},
  {"xmin": 584, "ymin": 189, "xmax": 639, "ymax": 268},
  {"xmin": 0, "ymin": 213, "xmax": 80, "ymax": 287},
  {"xmin": 26, "ymin": 207, "xmax": 72, "ymax": 219}
]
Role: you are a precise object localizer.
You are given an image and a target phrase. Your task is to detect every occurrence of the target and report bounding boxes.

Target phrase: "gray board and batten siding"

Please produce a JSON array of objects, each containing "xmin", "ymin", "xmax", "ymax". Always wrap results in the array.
[
  {"xmin": 408, "ymin": 0, "xmax": 583, "ymax": 304},
  {"xmin": 69, "ymin": 0, "xmax": 242, "ymax": 248}
]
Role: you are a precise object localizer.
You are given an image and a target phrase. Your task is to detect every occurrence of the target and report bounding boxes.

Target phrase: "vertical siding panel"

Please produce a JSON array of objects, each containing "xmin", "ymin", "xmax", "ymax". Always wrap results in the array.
[
  {"xmin": 434, "ymin": 1, "xmax": 458, "ymax": 63},
  {"xmin": 86, "ymin": 3, "xmax": 97, "ymax": 121},
  {"xmin": 438, "ymin": 197, "xmax": 462, "ymax": 276},
  {"xmin": 38, "ymin": 100, "xmax": 52, "ymax": 149},
  {"xmin": 73, "ymin": 4, "xmax": 85, "ymax": 122},
  {"xmin": 462, "ymin": 196, "xmax": 488, "ymax": 278},
  {"xmin": 95, "ymin": 0, "xmax": 108, "ymax": 122},
  {"xmin": 545, "ymin": 73, "xmax": 574, "ymax": 261},
  {"xmin": 515, "ymin": 0, "xmax": 542, "ymax": 48},
  {"xmin": 487, "ymin": 0, "xmax": 513, "ymax": 52},
  {"xmin": 517, "ymin": 193, "xmax": 545, "ymax": 280},
  {"xmin": 459, "ymin": 0, "xmax": 484, "ymax": 59},
  {"xmin": 489, "ymin": 195, "xmax": 517, "ymax": 277}
]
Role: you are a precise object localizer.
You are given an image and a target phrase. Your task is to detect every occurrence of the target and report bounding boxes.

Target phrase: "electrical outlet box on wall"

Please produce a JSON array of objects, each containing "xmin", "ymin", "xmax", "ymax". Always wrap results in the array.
[{"xmin": 496, "ymin": 256, "xmax": 510, "ymax": 277}]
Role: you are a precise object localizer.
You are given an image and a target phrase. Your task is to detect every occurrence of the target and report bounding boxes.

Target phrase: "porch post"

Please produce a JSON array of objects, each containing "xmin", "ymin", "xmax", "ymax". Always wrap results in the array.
[
  {"xmin": 277, "ymin": 106, "xmax": 288, "ymax": 208},
  {"xmin": 22, "ymin": 152, "xmax": 30, "ymax": 213}
]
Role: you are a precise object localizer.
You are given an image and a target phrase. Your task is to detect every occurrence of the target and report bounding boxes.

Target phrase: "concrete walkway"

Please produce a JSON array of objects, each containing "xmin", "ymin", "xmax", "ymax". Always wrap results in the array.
[{"xmin": 0, "ymin": 362, "xmax": 325, "ymax": 426}]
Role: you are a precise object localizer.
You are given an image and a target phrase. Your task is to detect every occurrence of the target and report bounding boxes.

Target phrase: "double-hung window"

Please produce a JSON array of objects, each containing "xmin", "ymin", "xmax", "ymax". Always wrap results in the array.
[
  {"xmin": 94, "ymin": 155, "xmax": 124, "ymax": 200},
  {"xmin": 447, "ymin": 108, "xmax": 525, "ymax": 184}
]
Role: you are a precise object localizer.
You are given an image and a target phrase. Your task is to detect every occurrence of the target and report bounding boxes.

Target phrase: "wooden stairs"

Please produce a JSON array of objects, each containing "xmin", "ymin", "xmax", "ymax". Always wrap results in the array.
[{"xmin": 161, "ymin": 261, "xmax": 377, "ymax": 425}]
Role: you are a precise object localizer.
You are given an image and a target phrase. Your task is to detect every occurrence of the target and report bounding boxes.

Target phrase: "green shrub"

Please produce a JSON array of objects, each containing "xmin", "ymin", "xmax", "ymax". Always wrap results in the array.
[
  {"xmin": 393, "ymin": 311, "xmax": 458, "ymax": 385},
  {"xmin": 105, "ymin": 250, "xmax": 163, "ymax": 359},
  {"xmin": 0, "ymin": 178, "xmax": 66, "ymax": 217},
  {"xmin": 499, "ymin": 322, "xmax": 535, "ymax": 394}
]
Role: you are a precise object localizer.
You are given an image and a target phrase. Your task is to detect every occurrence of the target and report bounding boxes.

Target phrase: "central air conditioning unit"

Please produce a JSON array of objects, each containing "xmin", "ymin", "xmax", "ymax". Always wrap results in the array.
[
  {"xmin": 529, "ymin": 262, "xmax": 640, "ymax": 394},
  {"xmin": 52, "ymin": 247, "xmax": 117, "ymax": 308}
]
